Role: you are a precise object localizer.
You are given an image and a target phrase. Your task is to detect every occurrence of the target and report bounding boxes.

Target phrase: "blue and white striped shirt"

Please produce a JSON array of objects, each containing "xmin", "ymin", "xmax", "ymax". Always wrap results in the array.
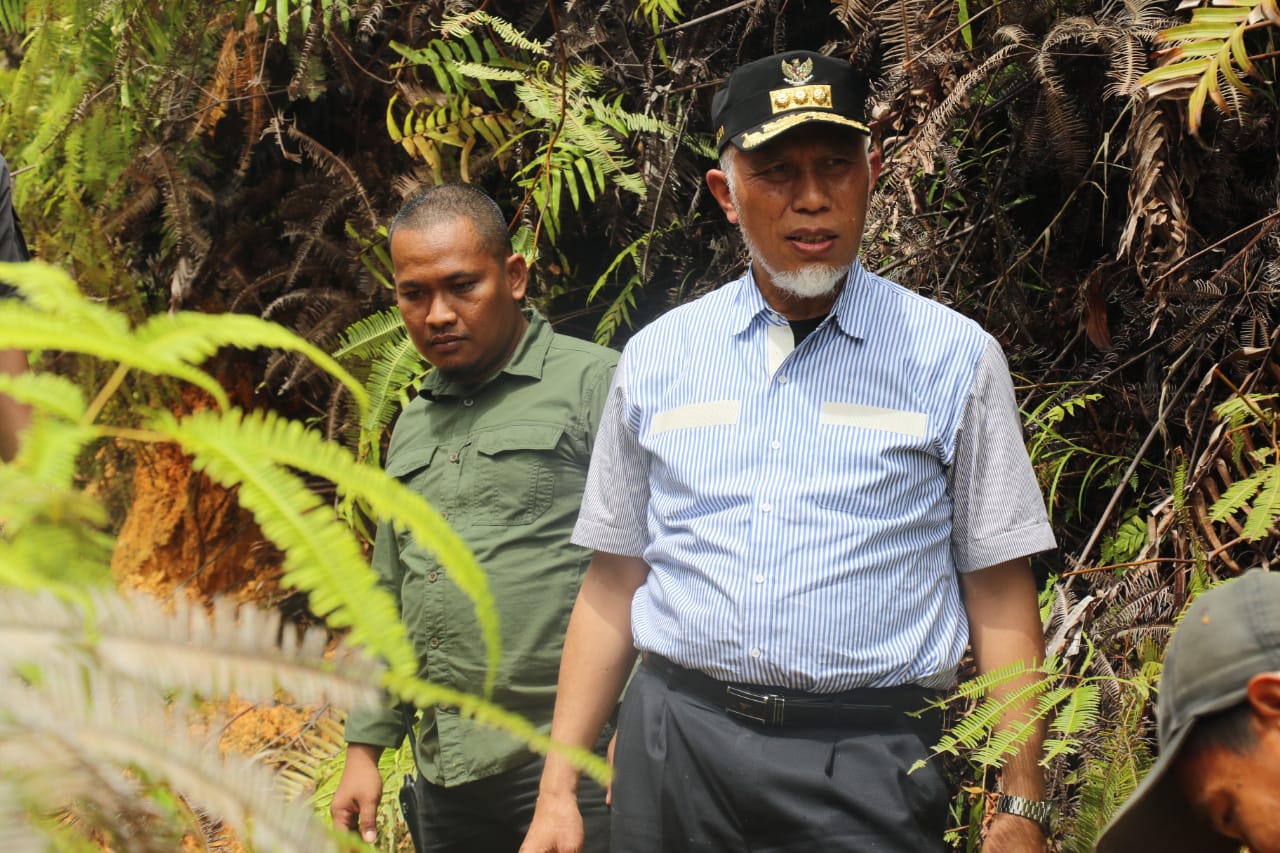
[{"xmin": 573, "ymin": 263, "xmax": 1056, "ymax": 691}]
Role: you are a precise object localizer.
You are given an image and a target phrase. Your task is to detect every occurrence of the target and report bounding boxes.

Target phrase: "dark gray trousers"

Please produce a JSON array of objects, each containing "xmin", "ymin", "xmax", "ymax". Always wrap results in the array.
[
  {"xmin": 610, "ymin": 662, "xmax": 949, "ymax": 853},
  {"xmin": 410, "ymin": 730, "xmax": 612, "ymax": 853}
]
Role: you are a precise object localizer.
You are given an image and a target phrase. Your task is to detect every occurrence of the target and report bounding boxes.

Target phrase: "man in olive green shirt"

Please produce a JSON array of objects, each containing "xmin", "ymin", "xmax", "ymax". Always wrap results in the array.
[{"xmin": 332, "ymin": 184, "xmax": 617, "ymax": 852}]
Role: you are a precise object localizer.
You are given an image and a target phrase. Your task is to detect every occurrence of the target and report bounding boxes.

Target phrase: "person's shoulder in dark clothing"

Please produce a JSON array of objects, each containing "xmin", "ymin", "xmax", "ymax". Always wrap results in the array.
[{"xmin": 1, "ymin": 154, "xmax": 32, "ymax": 289}]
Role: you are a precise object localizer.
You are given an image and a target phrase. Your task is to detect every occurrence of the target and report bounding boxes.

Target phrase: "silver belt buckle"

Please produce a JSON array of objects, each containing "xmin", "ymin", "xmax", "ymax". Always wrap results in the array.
[{"xmin": 725, "ymin": 685, "xmax": 785, "ymax": 725}]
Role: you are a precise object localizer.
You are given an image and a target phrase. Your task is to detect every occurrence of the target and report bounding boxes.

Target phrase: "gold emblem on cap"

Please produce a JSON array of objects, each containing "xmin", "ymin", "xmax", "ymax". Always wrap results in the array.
[
  {"xmin": 768, "ymin": 85, "xmax": 832, "ymax": 114},
  {"xmin": 781, "ymin": 57, "xmax": 814, "ymax": 86},
  {"xmin": 739, "ymin": 111, "xmax": 870, "ymax": 149}
]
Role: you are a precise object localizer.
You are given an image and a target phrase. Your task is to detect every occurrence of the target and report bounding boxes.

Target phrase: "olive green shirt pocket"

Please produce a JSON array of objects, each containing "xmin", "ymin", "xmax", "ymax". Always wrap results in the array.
[{"xmin": 471, "ymin": 423, "xmax": 564, "ymax": 526}]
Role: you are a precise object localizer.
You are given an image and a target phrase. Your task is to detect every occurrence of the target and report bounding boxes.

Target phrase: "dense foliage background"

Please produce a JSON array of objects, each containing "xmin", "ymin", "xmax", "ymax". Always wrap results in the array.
[{"xmin": 3, "ymin": 0, "xmax": 1279, "ymax": 850}]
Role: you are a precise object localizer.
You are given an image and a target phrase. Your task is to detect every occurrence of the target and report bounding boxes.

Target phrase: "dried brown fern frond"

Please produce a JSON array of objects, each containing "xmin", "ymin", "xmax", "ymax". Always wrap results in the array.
[
  {"xmin": 267, "ymin": 118, "xmax": 380, "ymax": 228},
  {"xmin": 832, "ymin": 0, "xmax": 879, "ymax": 37},
  {"xmin": 905, "ymin": 28, "xmax": 1032, "ymax": 174},
  {"xmin": 1102, "ymin": 0, "xmax": 1172, "ymax": 97},
  {"xmin": 1117, "ymin": 100, "xmax": 1191, "ymax": 301},
  {"xmin": 875, "ymin": 0, "xmax": 940, "ymax": 70}
]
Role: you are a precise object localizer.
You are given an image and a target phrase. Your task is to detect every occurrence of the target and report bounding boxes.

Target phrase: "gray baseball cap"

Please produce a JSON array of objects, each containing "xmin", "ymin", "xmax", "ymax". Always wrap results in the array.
[{"xmin": 1095, "ymin": 569, "xmax": 1280, "ymax": 853}]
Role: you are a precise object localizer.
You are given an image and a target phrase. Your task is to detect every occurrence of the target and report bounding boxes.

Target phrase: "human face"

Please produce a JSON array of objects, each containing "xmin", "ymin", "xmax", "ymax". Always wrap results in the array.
[
  {"xmin": 1175, "ymin": 720, "xmax": 1280, "ymax": 852},
  {"xmin": 707, "ymin": 124, "xmax": 877, "ymax": 318},
  {"xmin": 391, "ymin": 219, "xmax": 528, "ymax": 386}
]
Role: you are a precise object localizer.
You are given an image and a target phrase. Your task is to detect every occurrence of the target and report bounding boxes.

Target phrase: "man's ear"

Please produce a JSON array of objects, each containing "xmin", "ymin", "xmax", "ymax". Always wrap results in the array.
[
  {"xmin": 869, "ymin": 144, "xmax": 883, "ymax": 187},
  {"xmin": 1245, "ymin": 671, "xmax": 1280, "ymax": 721},
  {"xmin": 706, "ymin": 168, "xmax": 739, "ymax": 224},
  {"xmin": 505, "ymin": 252, "xmax": 528, "ymax": 302}
]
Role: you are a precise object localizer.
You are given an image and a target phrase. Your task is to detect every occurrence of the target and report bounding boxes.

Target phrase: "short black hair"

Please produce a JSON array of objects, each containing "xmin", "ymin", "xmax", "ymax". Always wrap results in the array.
[
  {"xmin": 1181, "ymin": 700, "xmax": 1257, "ymax": 759},
  {"xmin": 388, "ymin": 184, "xmax": 512, "ymax": 262}
]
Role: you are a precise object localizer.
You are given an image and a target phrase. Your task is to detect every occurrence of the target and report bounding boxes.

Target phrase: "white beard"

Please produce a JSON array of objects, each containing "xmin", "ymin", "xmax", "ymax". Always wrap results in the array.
[
  {"xmin": 741, "ymin": 229, "xmax": 848, "ymax": 298},
  {"xmin": 769, "ymin": 264, "xmax": 847, "ymax": 298}
]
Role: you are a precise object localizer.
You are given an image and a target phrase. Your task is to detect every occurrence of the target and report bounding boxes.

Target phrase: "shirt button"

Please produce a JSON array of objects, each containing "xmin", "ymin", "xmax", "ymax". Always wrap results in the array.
[
  {"xmin": 463, "ymin": 398, "xmax": 474, "ymax": 407},
  {"xmin": 750, "ymin": 647, "xmax": 762, "ymax": 659},
  {"xmin": 778, "ymin": 375, "xmax": 788, "ymax": 384},
  {"xmin": 429, "ymin": 637, "xmax": 440, "ymax": 649},
  {"xmin": 754, "ymin": 573, "xmax": 765, "ymax": 583},
  {"xmin": 770, "ymin": 440, "xmax": 781, "ymax": 450},
  {"xmin": 427, "ymin": 571, "xmax": 439, "ymax": 583},
  {"xmin": 761, "ymin": 503, "xmax": 772, "ymax": 513},
  {"xmin": 449, "ymin": 452, "xmax": 459, "ymax": 463}
]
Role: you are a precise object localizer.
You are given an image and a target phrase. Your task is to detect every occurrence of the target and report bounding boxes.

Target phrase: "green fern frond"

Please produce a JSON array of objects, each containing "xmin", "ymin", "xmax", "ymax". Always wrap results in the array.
[
  {"xmin": 440, "ymin": 10, "xmax": 550, "ymax": 54},
  {"xmin": 159, "ymin": 408, "xmax": 502, "ymax": 697},
  {"xmin": 1140, "ymin": 0, "xmax": 1280, "ymax": 133},
  {"xmin": 151, "ymin": 408, "xmax": 419, "ymax": 681},
  {"xmin": 0, "ymin": 260, "xmax": 130, "ymax": 342},
  {"xmin": 1209, "ymin": 471, "xmax": 1264, "ymax": 521},
  {"xmin": 1242, "ymin": 465, "xmax": 1280, "ymax": 539},
  {"xmin": 134, "ymin": 311, "xmax": 370, "ymax": 415},
  {"xmin": 0, "ymin": 265, "xmax": 228, "ymax": 408},
  {"xmin": 451, "ymin": 62, "xmax": 527, "ymax": 83},
  {"xmin": 358, "ymin": 335, "xmax": 426, "ymax": 462},
  {"xmin": 0, "ymin": 371, "xmax": 88, "ymax": 421},
  {"xmin": 947, "ymin": 658, "xmax": 1048, "ymax": 700},
  {"xmin": 0, "ymin": 0, "xmax": 25, "ymax": 34},
  {"xmin": 334, "ymin": 308, "xmax": 405, "ymax": 361}
]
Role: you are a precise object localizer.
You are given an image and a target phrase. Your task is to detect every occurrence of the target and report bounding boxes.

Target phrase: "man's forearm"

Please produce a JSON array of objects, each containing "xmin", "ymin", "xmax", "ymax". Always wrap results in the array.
[
  {"xmin": 960, "ymin": 558, "xmax": 1047, "ymax": 799},
  {"xmin": 539, "ymin": 551, "xmax": 647, "ymax": 796}
]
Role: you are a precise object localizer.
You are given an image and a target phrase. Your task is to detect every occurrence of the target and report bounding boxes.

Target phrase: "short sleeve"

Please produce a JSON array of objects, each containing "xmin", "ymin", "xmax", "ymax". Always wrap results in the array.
[
  {"xmin": 572, "ymin": 352, "xmax": 651, "ymax": 556},
  {"xmin": 948, "ymin": 338, "xmax": 1057, "ymax": 573}
]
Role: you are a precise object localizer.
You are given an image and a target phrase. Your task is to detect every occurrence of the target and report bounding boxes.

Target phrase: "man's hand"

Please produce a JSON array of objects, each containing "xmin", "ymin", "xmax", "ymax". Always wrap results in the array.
[
  {"xmin": 330, "ymin": 743, "xmax": 385, "ymax": 844},
  {"xmin": 983, "ymin": 811, "xmax": 1047, "ymax": 852},
  {"xmin": 518, "ymin": 791, "xmax": 585, "ymax": 853}
]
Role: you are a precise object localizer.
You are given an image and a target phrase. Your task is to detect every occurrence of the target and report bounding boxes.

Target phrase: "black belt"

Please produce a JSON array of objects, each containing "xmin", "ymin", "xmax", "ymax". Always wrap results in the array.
[{"xmin": 644, "ymin": 653, "xmax": 941, "ymax": 737}]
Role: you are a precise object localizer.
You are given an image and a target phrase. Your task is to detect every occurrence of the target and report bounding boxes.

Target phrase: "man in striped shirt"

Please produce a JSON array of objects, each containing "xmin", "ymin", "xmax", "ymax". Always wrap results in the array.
[{"xmin": 521, "ymin": 51, "xmax": 1057, "ymax": 853}]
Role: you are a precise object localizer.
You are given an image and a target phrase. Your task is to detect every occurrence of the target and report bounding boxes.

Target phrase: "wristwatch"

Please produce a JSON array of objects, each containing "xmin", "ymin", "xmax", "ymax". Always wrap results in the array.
[{"xmin": 996, "ymin": 794, "xmax": 1056, "ymax": 835}]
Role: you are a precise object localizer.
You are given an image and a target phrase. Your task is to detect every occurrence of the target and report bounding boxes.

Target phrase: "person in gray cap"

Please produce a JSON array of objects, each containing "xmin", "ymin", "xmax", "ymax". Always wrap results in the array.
[
  {"xmin": 520, "ymin": 50, "xmax": 1057, "ymax": 853},
  {"xmin": 1096, "ymin": 569, "xmax": 1280, "ymax": 853}
]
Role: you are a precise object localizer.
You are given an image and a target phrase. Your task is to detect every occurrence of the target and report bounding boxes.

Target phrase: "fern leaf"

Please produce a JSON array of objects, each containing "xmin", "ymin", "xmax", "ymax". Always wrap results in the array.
[
  {"xmin": 1209, "ymin": 471, "xmax": 1264, "ymax": 521},
  {"xmin": 451, "ymin": 62, "xmax": 526, "ymax": 82},
  {"xmin": 358, "ymin": 335, "xmax": 426, "ymax": 455},
  {"xmin": 0, "ymin": 590, "xmax": 384, "ymax": 712},
  {"xmin": 334, "ymin": 308, "xmax": 406, "ymax": 360},
  {"xmin": 151, "ymin": 409, "xmax": 419, "ymax": 681},
  {"xmin": 1241, "ymin": 465, "xmax": 1280, "ymax": 539},
  {"xmin": 134, "ymin": 311, "xmax": 370, "ymax": 416},
  {"xmin": 0, "ymin": 371, "xmax": 87, "ymax": 422},
  {"xmin": 440, "ymin": 10, "xmax": 549, "ymax": 54},
  {"xmin": 157, "ymin": 408, "xmax": 503, "ymax": 697},
  {"xmin": 3, "ymin": 673, "xmax": 340, "ymax": 852}
]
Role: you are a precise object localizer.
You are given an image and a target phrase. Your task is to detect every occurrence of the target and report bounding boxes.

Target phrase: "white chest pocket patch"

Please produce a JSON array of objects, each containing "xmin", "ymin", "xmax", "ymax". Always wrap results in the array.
[
  {"xmin": 819, "ymin": 402, "xmax": 928, "ymax": 437},
  {"xmin": 651, "ymin": 400, "xmax": 741, "ymax": 435}
]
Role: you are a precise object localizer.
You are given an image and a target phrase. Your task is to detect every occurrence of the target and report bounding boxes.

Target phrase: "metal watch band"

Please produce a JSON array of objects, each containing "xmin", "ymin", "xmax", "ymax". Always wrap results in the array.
[{"xmin": 996, "ymin": 793, "xmax": 1055, "ymax": 834}]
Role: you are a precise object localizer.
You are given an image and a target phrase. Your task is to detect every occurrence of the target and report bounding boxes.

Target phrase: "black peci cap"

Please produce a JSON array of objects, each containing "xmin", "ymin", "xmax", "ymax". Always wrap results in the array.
[{"xmin": 711, "ymin": 50, "xmax": 870, "ymax": 153}]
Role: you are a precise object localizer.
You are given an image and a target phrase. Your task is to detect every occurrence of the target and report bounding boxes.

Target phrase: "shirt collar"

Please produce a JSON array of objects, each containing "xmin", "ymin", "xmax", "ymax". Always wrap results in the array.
[
  {"xmin": 729, "ymin": 261, "xmax": 871, "ymax": 342},
  {"xmin": 421, "ymin": 309, "xmax": 551, "ymax": 399}
]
